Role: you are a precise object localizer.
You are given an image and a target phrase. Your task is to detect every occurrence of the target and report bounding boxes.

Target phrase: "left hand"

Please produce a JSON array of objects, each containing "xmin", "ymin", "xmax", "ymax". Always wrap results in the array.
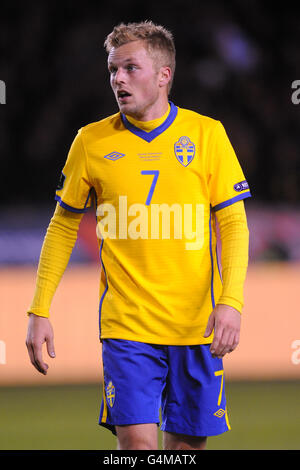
[{"xmin": 204, "ymin": 304, "xmax": 241, "ymax": 358}]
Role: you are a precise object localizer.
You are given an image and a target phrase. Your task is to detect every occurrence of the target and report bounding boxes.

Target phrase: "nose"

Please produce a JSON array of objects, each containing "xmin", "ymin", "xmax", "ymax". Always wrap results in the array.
[{"xmin": 114, "ymin": 68, "xmax": 126, "ymax": 85}]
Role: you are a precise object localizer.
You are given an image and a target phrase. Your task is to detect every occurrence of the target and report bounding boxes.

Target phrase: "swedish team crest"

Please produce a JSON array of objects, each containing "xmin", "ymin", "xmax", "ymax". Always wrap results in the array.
[
  {"xmin": 106, "ymin": 381, "xmax": 115, "ymax": 408},
  {"xmin": 174, "ymin": 136, "xmax": 195, "ymax": 167}
]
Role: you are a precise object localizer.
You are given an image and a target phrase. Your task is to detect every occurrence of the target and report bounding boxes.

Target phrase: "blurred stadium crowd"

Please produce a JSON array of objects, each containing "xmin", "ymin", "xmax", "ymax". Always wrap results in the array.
[{"xmin": 0, "ymin": 0, "xmax": 300, "ymax": 263}]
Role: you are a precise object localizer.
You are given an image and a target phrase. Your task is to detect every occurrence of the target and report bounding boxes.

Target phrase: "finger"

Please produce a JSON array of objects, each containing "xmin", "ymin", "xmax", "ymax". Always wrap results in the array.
[
  {"xmin": 210, "ymin": 314, "xmax": 226, "ymax": 355},
  {"xmin": 230, "ymin": 330, "xmax": 240, "ymax": 352},
  {"xmin": 46, "ymin": 336, "xmax": 56, "ymax": 359},
  {"xmin": 215, "ymin": 328, "xmax": 232, "ymax": 358},
  {"xmin": 213, "ymin": 328, "xmax": 232, "ymax": 358},
  {"xmin": 32, "ymin": 342, "xmax": 48, "ymax": 375},
  {"xmin": 218, "ymin": 330, "xmax": 236, "ymax": 357},
  {"xmin": 204, "ymin": 313, "xmax": 215, "ymax": 338},
  {"xmin": 226, "ymin": 331, "xmax": 236, "ymax": 354},
  {"xmin": 26, "ymin": 341, "xmax": 36, "ymax": 368},
  {"xmin": 210, "ymin": 327, "xmax": 223, "ymax": 357},
  {"xmin": 27, "ymin": 342, "xmax": 46, "ymax": 374},
  {"xmin": 220, "ymin": 330, "xmax": 240, "ymax": 357}
]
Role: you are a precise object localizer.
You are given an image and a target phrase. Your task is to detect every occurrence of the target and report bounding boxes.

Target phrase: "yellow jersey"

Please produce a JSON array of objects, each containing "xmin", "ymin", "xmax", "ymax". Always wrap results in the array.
[{"xmin": 55, "ymin": 102, "xmax": 251, "ymax": 345}]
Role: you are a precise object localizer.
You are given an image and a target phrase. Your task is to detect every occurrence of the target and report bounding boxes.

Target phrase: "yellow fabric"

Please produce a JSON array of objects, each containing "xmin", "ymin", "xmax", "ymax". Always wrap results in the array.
[
  {"xmin": 27, "ymin": 200, "xmax": 249, "ymax": 322},
  {"xmin": 28, "ymin": 103, "xmax": 251, "ymax": 344},
  {"xmin": 216, "ymin": 200, "xmax": 249, "ymax": 313},
  {"xmin": 28, "ymin": 204, "xmax": 83, "ymax": 317},
  {"xmin": 125, "ymin": 103, "xmax": 170, "ymax": 131}
]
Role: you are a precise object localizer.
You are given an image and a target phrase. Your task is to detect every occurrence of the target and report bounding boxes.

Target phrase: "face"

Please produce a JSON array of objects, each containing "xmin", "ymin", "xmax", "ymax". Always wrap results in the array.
[{"xmin": 108, "ymin": 40, "xmax": 170, "ymax": 120}]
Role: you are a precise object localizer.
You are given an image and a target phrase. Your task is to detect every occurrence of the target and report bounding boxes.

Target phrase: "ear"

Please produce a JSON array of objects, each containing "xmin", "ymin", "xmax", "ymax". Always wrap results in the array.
[{"xmin": 158, "ymin": 66, "xmax": 171, "ymax": 88}]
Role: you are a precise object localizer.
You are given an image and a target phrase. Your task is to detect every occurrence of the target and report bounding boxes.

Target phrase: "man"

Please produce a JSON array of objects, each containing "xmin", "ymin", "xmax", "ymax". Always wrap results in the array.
[{"xmin": 26, "ymin": 21, "xmax": 251, "ymax": 450}]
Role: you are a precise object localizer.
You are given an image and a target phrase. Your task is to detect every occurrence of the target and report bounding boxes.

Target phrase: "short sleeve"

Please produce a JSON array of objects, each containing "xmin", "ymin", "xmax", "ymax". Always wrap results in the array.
[
  {"xmin": 207, "ymin": 121, "xmax": 251, "ymax": 212},
  {"xmin": 55, "ymin": 129, "xmax": 93, "ymax": 213}
]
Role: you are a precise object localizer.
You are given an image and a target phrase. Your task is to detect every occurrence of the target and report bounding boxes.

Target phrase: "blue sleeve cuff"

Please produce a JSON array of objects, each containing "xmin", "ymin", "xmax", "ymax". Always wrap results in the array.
[
  {"xmin": 55, "ymin": 195, "xmax": 88, "ymax": 213},
  {"xmin": 212, "ymin": 191, "xmax": 252, "ymax": 212}
]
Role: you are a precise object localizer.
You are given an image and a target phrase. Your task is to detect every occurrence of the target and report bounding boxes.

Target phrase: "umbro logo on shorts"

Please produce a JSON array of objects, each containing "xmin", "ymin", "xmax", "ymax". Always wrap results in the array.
[
  {"xmin": 214, "ymin": 408, "xmax": 225, "ymax": 418},
  {"xmin": 104, "ymin": 151, "xmax": 126, "ymax": 161}
]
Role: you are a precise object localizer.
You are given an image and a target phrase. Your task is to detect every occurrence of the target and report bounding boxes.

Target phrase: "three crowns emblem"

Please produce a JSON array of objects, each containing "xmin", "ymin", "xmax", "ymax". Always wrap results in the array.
[
  {"xmin": 174, "ymin": 136, "xmax": 195, "ymax": 167},
  {"xmin": 106, "ymin": 381, "xmax": 115, "ymax": 408}
]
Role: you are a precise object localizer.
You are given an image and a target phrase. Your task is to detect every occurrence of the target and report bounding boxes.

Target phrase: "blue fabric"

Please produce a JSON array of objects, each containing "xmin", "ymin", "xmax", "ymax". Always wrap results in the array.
[{"xmin": 99, "ymin": 339, "xmax": 230, "ymax": 437}]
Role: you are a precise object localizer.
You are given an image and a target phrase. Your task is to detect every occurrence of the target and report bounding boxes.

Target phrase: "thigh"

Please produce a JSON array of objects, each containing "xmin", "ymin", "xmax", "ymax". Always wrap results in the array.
[
  {"xmin": 99, "ymin": 339, "xmax": 168, "ymax": 435},
  {"xmin": 116, "ymin": 423, "xmax": 158, "ymax": 450},
  {"xmin": 163, "ymin": 431, "xmax": 207, "ymax": 450},
  {"xmin": 161, "ymin": 344, "xmax": 231, "ymax": 437}
]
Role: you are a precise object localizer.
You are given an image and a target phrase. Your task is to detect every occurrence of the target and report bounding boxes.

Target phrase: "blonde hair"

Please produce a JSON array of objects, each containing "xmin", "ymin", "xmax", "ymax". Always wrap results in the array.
[{"xmin": 104, "ymin": 20, "xmax": 176, "ymax": 93}]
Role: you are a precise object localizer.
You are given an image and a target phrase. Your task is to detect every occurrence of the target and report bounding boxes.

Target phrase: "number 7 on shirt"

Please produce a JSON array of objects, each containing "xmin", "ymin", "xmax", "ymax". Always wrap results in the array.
[{"xmin": 141, "ymin": 170, "xmax": 159, "ymax": 205}]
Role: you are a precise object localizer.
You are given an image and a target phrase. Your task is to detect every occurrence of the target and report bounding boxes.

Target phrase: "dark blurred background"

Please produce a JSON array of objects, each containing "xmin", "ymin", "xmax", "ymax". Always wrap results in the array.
[{"xmin": 1, "ymin": 0, "xmax": 300, "ymax": 204}]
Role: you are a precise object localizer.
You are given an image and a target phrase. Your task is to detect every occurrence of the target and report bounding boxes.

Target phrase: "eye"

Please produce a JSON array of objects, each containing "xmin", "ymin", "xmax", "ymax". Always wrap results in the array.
[
  {"xmin": 108, "ymin": 66, "xmax": 117, "ymax": 74},
  {"xmin": 127, "ymin": 64, "xmax": 137, "ymax": 72}
]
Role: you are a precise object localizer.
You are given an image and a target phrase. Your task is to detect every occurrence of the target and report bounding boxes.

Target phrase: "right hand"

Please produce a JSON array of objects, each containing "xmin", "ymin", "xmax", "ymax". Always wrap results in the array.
[{"xmin": 26, "ymin": 313, "xmax": 56, "ymax": 375}]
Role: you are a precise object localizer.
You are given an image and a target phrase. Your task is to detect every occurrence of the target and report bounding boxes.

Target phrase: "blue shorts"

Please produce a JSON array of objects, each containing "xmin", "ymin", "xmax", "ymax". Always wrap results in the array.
[{"xmin": 99, "ymin": 339, "xmax": 231, "ymax": 437}]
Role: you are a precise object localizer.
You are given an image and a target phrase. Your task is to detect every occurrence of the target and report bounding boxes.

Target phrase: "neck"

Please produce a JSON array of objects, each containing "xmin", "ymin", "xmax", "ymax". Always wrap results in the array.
[
  {"xmin": 125, "ymin": 97, "xmax": 169, "ymax": 122},
  {"xmin": 125, "ymin": 103, "xmax": 171, "ymax": 132}
]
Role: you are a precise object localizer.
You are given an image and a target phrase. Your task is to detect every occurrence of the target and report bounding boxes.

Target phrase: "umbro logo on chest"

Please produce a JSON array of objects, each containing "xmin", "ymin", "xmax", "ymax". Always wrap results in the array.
[{"xmin": 104, "ymin": 151, "xmax": 126, "ymax": 161}]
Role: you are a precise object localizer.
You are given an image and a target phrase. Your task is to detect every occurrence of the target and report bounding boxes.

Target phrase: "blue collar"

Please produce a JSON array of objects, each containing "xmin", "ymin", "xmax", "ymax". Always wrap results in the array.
[{"xmin": 121, "ymin": 101, "xmax": 178, "ymax": 143}]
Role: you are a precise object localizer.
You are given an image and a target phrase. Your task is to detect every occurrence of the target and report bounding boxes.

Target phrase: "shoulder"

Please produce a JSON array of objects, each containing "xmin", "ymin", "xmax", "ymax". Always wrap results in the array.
[
  {"xmin": 78, "ymin": 111, "xmax": 122, "ymax": 143},
  {"xmin": 176, "ymin": 105, "xmax": 220, "ymax": 131}
]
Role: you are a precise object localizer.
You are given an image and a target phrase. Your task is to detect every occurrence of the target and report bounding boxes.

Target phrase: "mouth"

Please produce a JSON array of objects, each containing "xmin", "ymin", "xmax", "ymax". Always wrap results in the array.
[{"xmin": 117, "ymin": 90, "xmax": 132, "ymax": 103}]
